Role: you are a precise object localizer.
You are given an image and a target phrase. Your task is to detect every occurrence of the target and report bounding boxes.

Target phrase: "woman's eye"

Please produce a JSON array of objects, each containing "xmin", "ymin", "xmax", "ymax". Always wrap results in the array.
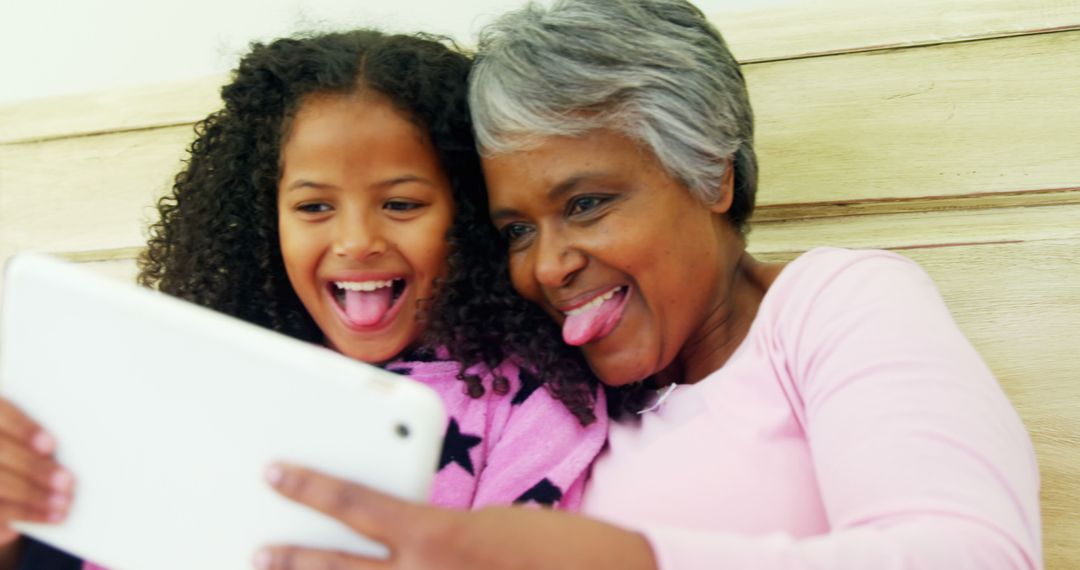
[
  {"xmin": 385, "ymin": 200, "xmax": 423, "ymax": 212},
  {"xmin": 568, "ymin": 195, "xmax": 607, "ymax": 216},
  {"xmin": 501, "ymin": 223, "xmax": 534, "ymax": 245},
  {"xmin": 297, "ymin": 202, "xmax": 332, "ymax": 214}
]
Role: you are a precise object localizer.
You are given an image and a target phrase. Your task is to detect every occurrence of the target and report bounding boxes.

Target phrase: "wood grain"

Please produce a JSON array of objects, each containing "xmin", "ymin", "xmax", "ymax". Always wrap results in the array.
[
  {"xmin": 0, "ymin": 75, "xmax": 224, "ymax": 144},
  {"xmin": 0, "ymin": 126, "xmax": 195, "ymax": 257},
  {"xmin": 714, "ymin": 0, "xmax": 1080, "ymax": 63},
  {"xmin": 747, "ymin": 29, "xmax": 1080, "ymax": 207},
  {"xmin": 748, "ymin": 201, "xmax": 1080, "ymax": 254}
]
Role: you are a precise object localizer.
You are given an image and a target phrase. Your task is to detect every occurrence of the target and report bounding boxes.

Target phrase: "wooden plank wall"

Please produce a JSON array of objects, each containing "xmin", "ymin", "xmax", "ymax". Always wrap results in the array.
[{"xmin": 1, "ymin": 1, "xmax": 1078, "ymax": 566}]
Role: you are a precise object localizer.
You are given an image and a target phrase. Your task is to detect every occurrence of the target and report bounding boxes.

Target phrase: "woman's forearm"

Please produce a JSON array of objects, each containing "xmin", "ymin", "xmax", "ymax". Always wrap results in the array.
[{"xmin": 257, "ymin": 463, "xmax": 658, "ymax": 570}]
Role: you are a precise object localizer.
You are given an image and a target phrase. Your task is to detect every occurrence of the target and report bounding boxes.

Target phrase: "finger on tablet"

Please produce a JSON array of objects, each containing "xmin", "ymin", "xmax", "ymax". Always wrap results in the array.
[
  {"xmin": 253, "ymin": 546, "xmax": 385, "ymax": 570},
  {"xmin": 0, "ymin": 471, "xmax": 68, "ymax": 522},
  {"xmin": 265, "ymin": 463, "xmax": 411, "ymax": 545},
  {"xmin": 0, "ymin": 399, "xmax": 54, "ymax": 455},
  {"xmin": 0, "ymin": 499, "xmax": 60, "ymax": 526},
  {"xmin": 0, "ymin": 439, "xmax": 70, "ymax": 494}
]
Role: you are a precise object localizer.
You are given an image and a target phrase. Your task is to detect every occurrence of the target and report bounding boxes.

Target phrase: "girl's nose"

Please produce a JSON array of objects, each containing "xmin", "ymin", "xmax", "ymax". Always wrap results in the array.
[{"xmin": 331, "ymin": 219, "xmax": 387, "ymax": 260}]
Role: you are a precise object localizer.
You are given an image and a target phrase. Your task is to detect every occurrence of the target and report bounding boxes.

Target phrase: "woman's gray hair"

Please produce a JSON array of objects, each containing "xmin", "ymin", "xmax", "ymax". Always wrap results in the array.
[{"xmin": 470, "ymin": 0, "xmax": 757, "ymax": 229}]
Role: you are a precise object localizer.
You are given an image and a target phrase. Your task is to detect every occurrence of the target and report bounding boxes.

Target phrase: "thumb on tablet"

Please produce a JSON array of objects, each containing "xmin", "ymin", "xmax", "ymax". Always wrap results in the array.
[{"xmin": 265, "ymin": 462, "xmax": 416, "ymax": 545}]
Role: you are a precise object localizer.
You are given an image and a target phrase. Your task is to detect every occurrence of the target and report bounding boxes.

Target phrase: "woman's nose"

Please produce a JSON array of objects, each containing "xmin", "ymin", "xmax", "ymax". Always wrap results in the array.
[{"xmin": 532, "ymin": 230, "xmax": 585, "ymax": 289}]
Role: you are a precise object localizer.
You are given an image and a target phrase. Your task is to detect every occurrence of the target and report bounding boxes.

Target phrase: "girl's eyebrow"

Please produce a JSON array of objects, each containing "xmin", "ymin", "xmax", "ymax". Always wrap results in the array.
[
  {"xmin": 284, "ymin": 175, "xmax": 433, "ymax": 193},
  {"xmin": 284, "ymin": 180, "xmax": 336, "ymax": 192}
]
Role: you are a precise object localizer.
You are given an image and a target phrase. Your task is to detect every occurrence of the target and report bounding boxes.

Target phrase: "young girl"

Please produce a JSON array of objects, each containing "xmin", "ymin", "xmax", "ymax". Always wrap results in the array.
[{"xmin": 0, "ymin": 30, "xmax": 606, "ymax": 568}]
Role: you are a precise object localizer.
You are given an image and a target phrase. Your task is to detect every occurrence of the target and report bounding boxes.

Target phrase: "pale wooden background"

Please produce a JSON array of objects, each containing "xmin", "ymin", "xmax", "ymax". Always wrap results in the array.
[{"xmin": 1, "ymin": 0, "xmax": 1078, "ymax": 566}]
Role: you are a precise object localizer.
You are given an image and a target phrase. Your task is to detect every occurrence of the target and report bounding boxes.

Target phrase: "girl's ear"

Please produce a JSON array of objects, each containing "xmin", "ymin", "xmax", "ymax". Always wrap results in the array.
[{"xmin": 709, "ymin": 157, "xmax": 736, "ymax": 215}]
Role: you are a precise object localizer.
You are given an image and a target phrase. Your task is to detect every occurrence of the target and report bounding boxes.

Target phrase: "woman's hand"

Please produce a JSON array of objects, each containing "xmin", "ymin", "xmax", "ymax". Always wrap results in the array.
[
  {"xmin": 0, "ymin": 399, "xmax": 74, "ymax": 547},
  {"xmin": 257, "ymin": 463, "xmax": 657, "ymax": 570}
]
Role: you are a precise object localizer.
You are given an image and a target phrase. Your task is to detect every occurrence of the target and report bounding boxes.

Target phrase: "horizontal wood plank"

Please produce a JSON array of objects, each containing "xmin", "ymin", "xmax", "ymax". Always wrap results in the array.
[
  {"xmin": 748, "ymin": 201, "xmax": 1080, "ymax": 254},
  {"xmin": 753, "ymin": 187, "xmax": 1080, "ymax": 222},
  {"xmin": 714, "ymin": 0, "xmax": 1080, "ymax": 63},
  {"xmin": 0, "ymin": 76, "xmax": 224, "ymax": 144},
  {"xmin": 748, "ymin": 29, "xmax": 1080, "ymax": 207},
  {"xmin": 0, "ymin": 126, "xmax": 195, "ymax": 256}
]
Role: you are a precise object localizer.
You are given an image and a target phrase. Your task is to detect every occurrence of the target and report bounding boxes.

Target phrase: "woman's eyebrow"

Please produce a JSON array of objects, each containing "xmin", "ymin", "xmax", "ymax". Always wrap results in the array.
[
  {"xmin": 489, "ymin": 172, "xmax": 607, "ymax": 222},
  {"xmin": 381, "ymin": 174, "xmax": 433, "ymax": 188},
  {"xmin": 548, "ymin": 172, "xmax": 605, "ymax": 202}
]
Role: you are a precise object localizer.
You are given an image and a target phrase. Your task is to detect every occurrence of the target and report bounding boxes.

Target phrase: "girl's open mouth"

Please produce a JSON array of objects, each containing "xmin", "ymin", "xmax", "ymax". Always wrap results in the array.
[{"xmin": 328, "ymin": 278, "xmax": 407, "ymax": 328}]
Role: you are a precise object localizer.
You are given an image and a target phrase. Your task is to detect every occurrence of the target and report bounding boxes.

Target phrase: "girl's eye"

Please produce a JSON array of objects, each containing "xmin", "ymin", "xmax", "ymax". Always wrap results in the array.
[
  {"xmin": 501, "ymin": 223, "xmax": 535, "ymax": 246},
  {"xmin": 568, "ymin": 195, "xmax": 608, "ymax": 217},
  {"xmin": 385, "ymin": 200, "xmax": 424, "ymax": 212},
  {"xmin": 297, "ymin": 202, "xmax": 332, "ymax": 214}
]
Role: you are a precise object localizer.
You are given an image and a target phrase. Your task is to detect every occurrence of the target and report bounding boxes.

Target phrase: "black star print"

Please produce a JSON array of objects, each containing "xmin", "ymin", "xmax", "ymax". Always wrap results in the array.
[
  {"xmin": 386, "ymin": 366, "xmax": 412, "ymax": 376},
  {"xmin": 511, "ymin": 368, "xmax": 543, "ymax": 405},
  {"xmin": 402, "ymin": 346, "xmax": 439, "ymax": 362},
  {"xmin": 438, "ymin": 418, "xmax": 482, "ymax": 475},
  {"xmin": 514, "ymin": 478, "xmax": 563, "ymax": 506}
]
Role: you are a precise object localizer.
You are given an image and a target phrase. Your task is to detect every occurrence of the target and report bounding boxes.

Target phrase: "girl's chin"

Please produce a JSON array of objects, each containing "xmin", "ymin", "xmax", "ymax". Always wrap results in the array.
[{"xmin": 326, "ymin": 335, "xmax": 415, "ymax": 364}]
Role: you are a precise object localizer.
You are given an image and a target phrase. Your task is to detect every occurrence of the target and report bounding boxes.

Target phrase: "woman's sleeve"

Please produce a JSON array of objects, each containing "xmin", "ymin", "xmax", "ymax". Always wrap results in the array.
[
  {"xmin": 471, "ymin": 364, "xmax": 608, "ymax": 510},
  {"xmin": 641, "ymin": 252, "xmax": 1042, "ymax": 569}
]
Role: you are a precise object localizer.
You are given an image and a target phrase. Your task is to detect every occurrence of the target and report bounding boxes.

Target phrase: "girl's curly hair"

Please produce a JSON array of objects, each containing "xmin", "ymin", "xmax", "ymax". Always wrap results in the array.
[{"xmin": 137, "ymin": 30, "xmax": 598, "ymax": 425}]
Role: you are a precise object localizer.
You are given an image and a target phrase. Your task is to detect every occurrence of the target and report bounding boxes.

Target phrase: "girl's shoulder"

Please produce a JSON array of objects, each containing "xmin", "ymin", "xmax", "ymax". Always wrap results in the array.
[{"xmin": 384, "ymin": 347, "xmax": 535, "ymax": 407}]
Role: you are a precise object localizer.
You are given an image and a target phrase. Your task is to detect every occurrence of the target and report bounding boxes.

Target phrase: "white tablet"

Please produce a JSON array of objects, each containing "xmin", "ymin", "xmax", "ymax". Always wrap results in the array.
[{"xmin": 0, "ymin": 253, "xmax": 446, "ymax": 569}]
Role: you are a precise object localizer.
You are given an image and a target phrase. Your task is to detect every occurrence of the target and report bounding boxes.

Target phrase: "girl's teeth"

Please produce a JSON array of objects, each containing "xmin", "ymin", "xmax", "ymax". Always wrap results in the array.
[
  {"xmin": 565, "ymin": 287, "xmax": 622, "ymax": 316},
  {"xmin": 335, "ymin": 280, "xmax": 394, "ymax": 292}
]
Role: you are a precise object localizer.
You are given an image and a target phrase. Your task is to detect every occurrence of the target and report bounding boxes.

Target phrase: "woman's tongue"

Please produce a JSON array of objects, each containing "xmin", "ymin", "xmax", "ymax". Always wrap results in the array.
[
  {"xmin": 342, "ymin": 288, "xmax": 393, "ymax": 327},
  {"xmin": 562, "ymin": 293, "xmax": 623, "ymax": 346}
]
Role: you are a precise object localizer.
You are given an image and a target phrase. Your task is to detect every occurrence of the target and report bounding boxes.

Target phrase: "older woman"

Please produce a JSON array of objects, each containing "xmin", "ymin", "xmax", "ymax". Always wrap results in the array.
[{"xmin": 259, "ymin": 1, "xmax": 1042, "ymax": 568}]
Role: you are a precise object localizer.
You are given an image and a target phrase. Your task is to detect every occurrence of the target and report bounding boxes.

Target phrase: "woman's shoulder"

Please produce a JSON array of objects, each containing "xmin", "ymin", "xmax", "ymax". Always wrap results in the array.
[
  {"xmin": 782, "ymin": 246, "xmax": 922, "ymax": 280},
  {"xmin": 754, "ymin": 247, "xmax": 945, "ymax": 345},
  {"xmin": 765, "ymin": 247, "xmax": 931, "ymax": 308}
]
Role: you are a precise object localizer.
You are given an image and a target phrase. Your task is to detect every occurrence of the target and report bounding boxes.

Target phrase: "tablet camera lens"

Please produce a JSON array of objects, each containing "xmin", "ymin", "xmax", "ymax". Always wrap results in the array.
[{"xmin": 395, "ymin": 423, "xmax": 410, "ymax": 438}]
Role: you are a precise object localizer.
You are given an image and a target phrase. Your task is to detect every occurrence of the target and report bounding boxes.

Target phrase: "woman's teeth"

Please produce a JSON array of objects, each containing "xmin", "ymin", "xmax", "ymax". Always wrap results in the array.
[{"xmin": 564, "ymin": 286, "xmax": 624, "ymax": 316}]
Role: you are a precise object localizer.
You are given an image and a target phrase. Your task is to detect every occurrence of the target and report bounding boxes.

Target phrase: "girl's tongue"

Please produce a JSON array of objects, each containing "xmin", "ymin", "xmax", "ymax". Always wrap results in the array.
[
  {"xmin": 343, "ymin": 288, "xmax": 393, "ymax": 326},
  {"xmin": 562, "ymin": 288, "xmax": 626, "ymax": 346}
]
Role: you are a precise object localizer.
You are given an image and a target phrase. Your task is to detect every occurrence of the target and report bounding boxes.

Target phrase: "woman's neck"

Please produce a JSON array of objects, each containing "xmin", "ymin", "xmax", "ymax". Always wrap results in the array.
[{"xmin": 658, "ymin": 251, "xmax": 782, "ymax": 386}]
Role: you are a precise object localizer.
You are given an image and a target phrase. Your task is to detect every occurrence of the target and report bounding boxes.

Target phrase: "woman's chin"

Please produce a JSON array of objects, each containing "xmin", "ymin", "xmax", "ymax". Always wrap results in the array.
[{"xmin": 588, "ymin": 353, "xmax": 655, "ymax": 388}]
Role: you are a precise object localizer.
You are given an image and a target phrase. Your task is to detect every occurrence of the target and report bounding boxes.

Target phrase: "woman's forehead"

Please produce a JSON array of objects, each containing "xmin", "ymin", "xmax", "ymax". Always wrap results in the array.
[{"xmin": 487, "ymin": 129, "xmax": 655, "ymax": 179}]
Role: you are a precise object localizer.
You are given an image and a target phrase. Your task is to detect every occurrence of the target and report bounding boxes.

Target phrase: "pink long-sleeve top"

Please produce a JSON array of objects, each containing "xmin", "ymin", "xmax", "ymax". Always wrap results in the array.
[{"xmin": 581, "ymin": 248, "xmax": 1042, "ymax": 569}]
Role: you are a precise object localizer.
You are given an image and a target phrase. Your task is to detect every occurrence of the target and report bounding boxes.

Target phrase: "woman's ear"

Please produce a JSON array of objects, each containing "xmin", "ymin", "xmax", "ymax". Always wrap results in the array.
[{"xmin": 709, "ymin": 157, "xmax": 736, "ymax": 215}]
